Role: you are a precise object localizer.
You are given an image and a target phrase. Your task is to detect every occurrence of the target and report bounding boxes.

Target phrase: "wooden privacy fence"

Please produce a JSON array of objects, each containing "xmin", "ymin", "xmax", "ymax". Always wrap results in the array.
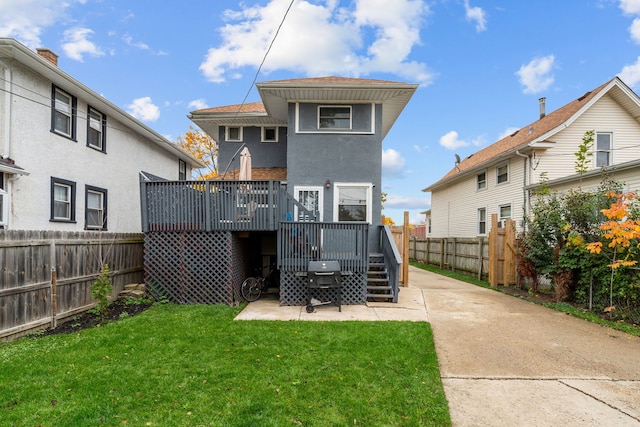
[
  {"xmin": 410, "ymin": 236, "xmax": 488, "ymax": 280},
  {"xmin": 409, "ymin": 215, "xmax": 517, "ymax": 286},
  {"xmin": 0, "ymin": 230, "xmax": 144, "ymax": 341}
]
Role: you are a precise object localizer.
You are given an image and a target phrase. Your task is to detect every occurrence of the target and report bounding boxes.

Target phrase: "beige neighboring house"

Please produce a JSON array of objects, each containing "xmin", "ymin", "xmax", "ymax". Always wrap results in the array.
[
  {"xmin": 0, "ymin": 38, "xmax": 201, "ymax": 232},
  {"xmin": 423, "ymin": 77, "xmax": 640, "ymax": 238}
]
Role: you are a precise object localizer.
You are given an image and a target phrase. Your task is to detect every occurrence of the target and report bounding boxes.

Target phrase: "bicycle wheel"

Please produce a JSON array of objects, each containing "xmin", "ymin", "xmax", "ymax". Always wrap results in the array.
[{"xmin": 241, "ymin": 277, "xmax": 262, "ymax": 302}]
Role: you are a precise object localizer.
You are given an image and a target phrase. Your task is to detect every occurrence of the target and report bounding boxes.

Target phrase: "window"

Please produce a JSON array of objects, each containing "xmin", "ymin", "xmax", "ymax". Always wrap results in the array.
[
  {"xmin": 179, "ymin": 159, "xmax": 187, "ymax": 180},
  {"xmin": 261, "ymin": 127, "xmax": 278, "ymax": 142},
  {"xmin": 477, "ymin": 171, "xmax": 487, "ymax": 190},
  {"xmin": 319, "ymin": 106, "xmax": 351, "ymax": 129},
  {"xmin": 499, "ymin": 204, "xmax": 512, "ymax": 226},
  {"xmin": 295, "ymin": 186, "xmax": 323, "ymax": 221},
  {"xmin": 226, "ymin": 126, "xmax": 243, "ymax": 142},
  {"xmin": 0, "ymin": 188, "xmax": 7, "ymax": 228},
  {"xmin": 52, "ymin": 85, "xmax": 77, "ymax": 139},
  {"xmin": 496, "ymin": 163, "xmax": 509, "ymax": 184},
  {"xmin": 478, "ymin": 208, "xmax": 487, "ymax": 235},
  {"xmin": 333, "ymin": 183, "xmax": 372, "ymax": 223},
  {"xmin": 50, "ymin": 177, "xmax": 76, "ymax": 222},
  {"xmin": 86, "ymin": 186, "xmax": 107, "ymax": 230},
  {"xmin": 595, "ymin": 132, "xmax": 612, "ymax": 167},
  {"xmin": 87, "ymin": 107, "xmax": 106, "ymax": 151}
]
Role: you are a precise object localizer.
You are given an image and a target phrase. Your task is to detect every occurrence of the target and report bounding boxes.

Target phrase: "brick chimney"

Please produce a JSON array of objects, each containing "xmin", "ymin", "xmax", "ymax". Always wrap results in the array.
[{"xmin": 36, "ymin": 48, "xmax": 58, "ymax": 66}]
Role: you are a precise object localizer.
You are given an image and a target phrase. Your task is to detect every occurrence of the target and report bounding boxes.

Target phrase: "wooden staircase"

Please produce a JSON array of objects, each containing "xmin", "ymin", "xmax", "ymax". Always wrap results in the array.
[{"xmin": 366, "ymin": 253, "xmax": 394, "ymax": 302}]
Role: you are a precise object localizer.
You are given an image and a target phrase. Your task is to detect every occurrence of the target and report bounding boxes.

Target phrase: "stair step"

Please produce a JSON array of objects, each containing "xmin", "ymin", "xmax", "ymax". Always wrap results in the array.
[
  {"xmin": 367, "ymin": 284, "xmax": 392, "ymax": 291},
  {"xmin": 367, "ymin": 277, "xmax": 389, "ymax": 283},
  {"xmin": 366, "ymin": 293, "xmax": 394, "ymax": 300}
]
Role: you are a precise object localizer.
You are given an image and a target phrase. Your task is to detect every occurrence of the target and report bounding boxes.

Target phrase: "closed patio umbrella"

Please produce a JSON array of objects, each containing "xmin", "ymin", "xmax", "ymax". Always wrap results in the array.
[{"xmin": 239, "ymin": 146, "xmax": 251, "ymax": 181}]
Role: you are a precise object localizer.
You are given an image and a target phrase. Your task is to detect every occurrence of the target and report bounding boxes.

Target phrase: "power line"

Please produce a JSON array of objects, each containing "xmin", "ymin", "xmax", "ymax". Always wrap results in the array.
[{"xmin": 234, "ymin": 0, "xmax": 296, "ymax": 118}]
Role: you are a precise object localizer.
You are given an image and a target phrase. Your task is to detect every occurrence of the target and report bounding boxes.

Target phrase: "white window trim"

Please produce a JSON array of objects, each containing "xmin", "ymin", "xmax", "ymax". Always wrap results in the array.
[
  {"xmin": 496, "ymin": 162, "xmax": 509, "ymax": 185},
  {"xmin": 477, "ymin": 170, "xmax": 487, "ymax": 190},
  {"xmin": 477, "ymin": 207, "xmax": 487, "ymax": 235},
  {"xmin": 86, "ymin": 188, "xmax": 106, "ymax": 230},
  {"xmin": 498, "ymin": 203, "xmax": 512, "ymax": 227},
  {"xmin": 294, "ymin": 185, "xmax": 323, "ymax": 222},
  {"xmin": 594, "ymin": 131, "xmax": 613, "ymax": 168},
  {"xmin": 225, "ymin": 126, "xmax": 243, "ymax": 142},
  {"xmin": 332, "ymin": 182, "xmax": 373, "ymax": 224},
  {"xmin": 261, "ymin": 126, "xmax": 279, "ymax": 143},
  {"xmin": 0, "ymin": 188, "xmax": 8, "ymax": 227}
]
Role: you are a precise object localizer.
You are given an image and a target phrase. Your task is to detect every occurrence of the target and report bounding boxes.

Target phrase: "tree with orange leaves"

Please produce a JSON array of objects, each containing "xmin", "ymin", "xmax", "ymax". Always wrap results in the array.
[{"xmin": 177, "ymin": 126, "xmax": 218, "ymax": 180}]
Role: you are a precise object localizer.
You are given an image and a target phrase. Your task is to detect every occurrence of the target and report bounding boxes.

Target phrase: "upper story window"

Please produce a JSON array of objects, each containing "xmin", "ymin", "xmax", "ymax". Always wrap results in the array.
[
  {"xmin": 318, "ymin": 106, "xmax": 351, "ymax": 130},
  {"xmin": 87, "ymin": 107, "xmax": 106, "ymax": 152},
  {"xmin": 262, "ymin": 127, "xmax": 278, "ymax": 142},
  {"xmin": 179, "ymin": 159, "xmax": 187, "ymax": 180},
  {"xmin": 51, "ymin": 177, "xmax": 76, "ymax": 222},
  {"xmin": 477, "ymin": 171, "xmax": 487, "ymax": 190},
  {"xmin": 52, "ymin": 85, "xmax": 77, "ymax": 139},
  {"xmin": 226, "ymin": 126, "xmax": 243, "ymax": 142},
  {"xmin": 595, "ymin": 132, "xmax": 612, "ymax": 167},
  {"xmin": 86, "ymin": 185, "xmax": 107, "ymax": 230},
  {"xmin": 496, "ymin": 162, "xmax": 509, "ymax": 184}
]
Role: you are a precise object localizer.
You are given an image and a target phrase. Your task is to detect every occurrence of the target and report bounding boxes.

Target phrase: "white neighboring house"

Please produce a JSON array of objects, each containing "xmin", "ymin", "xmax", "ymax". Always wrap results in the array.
[
  {"xmin": 423, "ymin": 77, "xmax": 640, "ymax": 238},
  {"xmin": 0, "ymin": 38, "xmax": 201, "ymax": 232}
]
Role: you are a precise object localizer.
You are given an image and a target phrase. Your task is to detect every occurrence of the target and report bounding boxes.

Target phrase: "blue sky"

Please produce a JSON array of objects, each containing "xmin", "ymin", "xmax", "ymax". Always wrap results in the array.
[{"xmin": 2, "ymin": 0, "xmax": 640, "ymax": 224}]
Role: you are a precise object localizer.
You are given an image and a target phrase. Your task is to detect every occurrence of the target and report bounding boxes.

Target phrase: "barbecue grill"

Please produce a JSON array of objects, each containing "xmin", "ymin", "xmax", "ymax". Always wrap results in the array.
[{"xmin": 306, "ymin": 260, "xmax": 342, "ymax": 313}]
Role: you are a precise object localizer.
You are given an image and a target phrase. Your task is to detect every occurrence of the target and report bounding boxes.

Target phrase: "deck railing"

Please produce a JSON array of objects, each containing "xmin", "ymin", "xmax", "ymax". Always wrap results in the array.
[
  {"xmin": 140, "ymin": 180, "xmax": 318, "ymax": 232},
  {"xmin": 380, "ymin": 225, "xmax": 401, "ymax": 302},
  {"xmin": 277, "ymin": 221, "xmax": 369, "ymax": 273}
]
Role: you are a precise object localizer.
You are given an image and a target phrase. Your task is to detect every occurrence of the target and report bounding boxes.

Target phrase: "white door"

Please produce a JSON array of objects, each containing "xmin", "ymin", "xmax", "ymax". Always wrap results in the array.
[{"xmin": 295, "ymin": 186, "xmax": 323, "ymax": 222}]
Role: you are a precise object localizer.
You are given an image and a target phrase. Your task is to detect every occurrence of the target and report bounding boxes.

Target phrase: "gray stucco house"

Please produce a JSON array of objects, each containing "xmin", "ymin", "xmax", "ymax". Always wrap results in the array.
[{"xmin": 141, "ymin": 76, "xmax": 417, "ymax": 307}]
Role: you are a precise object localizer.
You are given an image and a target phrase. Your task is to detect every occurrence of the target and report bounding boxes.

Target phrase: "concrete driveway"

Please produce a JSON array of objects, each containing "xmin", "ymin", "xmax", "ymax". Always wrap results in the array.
[{"xmin": 410, "ymin": 266, "xmax": 640, "ymax": 426}]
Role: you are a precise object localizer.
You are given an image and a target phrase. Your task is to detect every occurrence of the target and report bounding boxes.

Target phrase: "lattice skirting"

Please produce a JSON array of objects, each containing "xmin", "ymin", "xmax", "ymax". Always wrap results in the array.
[
  {"xmin": 145, "ymin": 231, "xmax": 247, "ymax": 305},
  {"xmin": 279, "ymin": 271, "xmax": 366, "ymax": 306}
]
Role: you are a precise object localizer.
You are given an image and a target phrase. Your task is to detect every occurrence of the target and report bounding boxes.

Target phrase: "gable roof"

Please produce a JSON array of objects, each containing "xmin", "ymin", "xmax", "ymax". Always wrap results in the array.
[
  {"xmin": 423, "ymin": 77, "xmax": 640, "ymax": 192},
  {"xmin": 0, "ymin": 38, "xmax": 203, "ymax": 168},
  {"xmin": 190, "ymin": 76, "xmax": 418, "ymax": 140}
]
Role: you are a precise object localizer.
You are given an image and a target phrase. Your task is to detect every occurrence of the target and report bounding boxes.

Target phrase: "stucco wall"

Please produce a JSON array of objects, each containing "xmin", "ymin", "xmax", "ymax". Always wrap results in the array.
[{"xmin": 4, "ymin": 61, "xmax": 184, "ymax": 232}]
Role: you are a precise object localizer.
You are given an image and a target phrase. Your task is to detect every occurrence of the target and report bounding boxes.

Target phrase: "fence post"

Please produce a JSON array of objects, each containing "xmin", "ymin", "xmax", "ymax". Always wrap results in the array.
[
  {"xmin": 51, "ymin": 267, "xmax": 57, "ymax": 329},
  {"xmin": 477, "ymin": 238, "xmax": 484, "ymax": 280},
  {"xmin": 440, "ymin": 238, "xmax": 445, "ymax": 269}
]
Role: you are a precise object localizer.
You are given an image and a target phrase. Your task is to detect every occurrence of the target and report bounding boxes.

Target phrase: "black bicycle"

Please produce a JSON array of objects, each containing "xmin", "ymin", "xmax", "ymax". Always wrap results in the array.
[{"xmin": 241, "ymin": 265, "xmax": 278, "ymax": 302}]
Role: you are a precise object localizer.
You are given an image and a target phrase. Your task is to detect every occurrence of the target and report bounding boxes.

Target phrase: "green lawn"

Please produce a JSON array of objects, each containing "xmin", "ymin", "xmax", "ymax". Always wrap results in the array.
[{"xmin": 0, "ymin": 304, "xmax": 450, "ymax": 426}]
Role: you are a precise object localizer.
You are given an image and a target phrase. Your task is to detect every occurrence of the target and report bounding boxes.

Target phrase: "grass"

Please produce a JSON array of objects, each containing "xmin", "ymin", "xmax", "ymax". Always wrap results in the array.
[
  {"xmin": 0, "ymin": 304, "xmax": 450, "ymax": 426},
  {"xmin": 411, "ymin": 261, "xmax": 640, "ymax": 337}
]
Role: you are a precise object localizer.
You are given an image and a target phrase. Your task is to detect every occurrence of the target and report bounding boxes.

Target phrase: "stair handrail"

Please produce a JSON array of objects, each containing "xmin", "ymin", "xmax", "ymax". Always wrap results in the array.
[{"xmin": 379, "ymin": 225, "xmax": 401, "ymax": 303}]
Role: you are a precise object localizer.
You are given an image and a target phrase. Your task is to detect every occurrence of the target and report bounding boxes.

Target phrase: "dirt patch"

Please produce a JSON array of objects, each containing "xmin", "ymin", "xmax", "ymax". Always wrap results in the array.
[
  {"xmin": 498, "ymin": 286, "xmax": 556, "ymax": 304},
  {"xmin": 33, "ymin": 298, "xmax": 154, "ymax": 338}
]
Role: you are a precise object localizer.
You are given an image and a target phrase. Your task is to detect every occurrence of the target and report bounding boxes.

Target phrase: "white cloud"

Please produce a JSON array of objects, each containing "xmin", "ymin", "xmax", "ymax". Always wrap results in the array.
[
  {"xmin": 200, "ymin": 0, "xmax": 433, "ymax": 85},
  {"xmin": 619, "ymin": 56, "xmax": 640, "ymax": 88},
  {"xmin": 630, "ymin": 17, "xmax": 640, "ymax": 43},
  {"xmin": 464, "ymin": 0, "xmax": 487, "ymax": 32},
  {"xmin": 385, "ymin": 194, "xmax": 430, "ymax": 209},
  {"xmin": 516, "ymin": 55, "xmax": 555, "ymax": 94},
  {"xmin": 0, "ymin": 0, "xmax": 83, "ymax": 48},
  {"xmin": 382, "ymin": 148, "xmax": 406, "ymax": 178},
  {"xmin": 439, "ymin": 130, "xmax": 469, "ymax": 150},
  {"xmin": 188, "ymin": 99, "xmax": 208, "ymax": 110},
  {"xmin": 620, "ymin": 0, "xmax": 640, "ymax": 14},
  {"xmin": 62, "ymin": 27, "xmax": 104, "ymax": 61},
  {"xmin": 127, "ymin": 97, "xmax": 160, "ymax": 122}
]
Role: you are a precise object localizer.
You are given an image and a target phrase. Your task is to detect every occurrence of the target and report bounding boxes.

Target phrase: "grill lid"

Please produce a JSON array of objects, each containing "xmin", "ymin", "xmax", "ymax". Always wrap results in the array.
[{"xmin": 308, "ymin": 260, "xmax": 340, "ymax": 273}]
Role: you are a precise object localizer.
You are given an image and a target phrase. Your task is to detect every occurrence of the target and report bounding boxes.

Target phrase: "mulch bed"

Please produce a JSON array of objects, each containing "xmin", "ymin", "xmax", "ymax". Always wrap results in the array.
[{"xmin": 34, "ymin": 298, "xmax": 154, "ymax": 337}]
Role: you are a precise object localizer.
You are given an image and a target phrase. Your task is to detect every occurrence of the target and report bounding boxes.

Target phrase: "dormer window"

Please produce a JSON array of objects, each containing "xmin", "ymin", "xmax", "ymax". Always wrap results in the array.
[
  {"xmin": 226, "ymin": 126, "xmax": 243, "ymax": 142},
  {"xmin": 318, "ymin": 106, "xmax": 351, "ymax": 129}
]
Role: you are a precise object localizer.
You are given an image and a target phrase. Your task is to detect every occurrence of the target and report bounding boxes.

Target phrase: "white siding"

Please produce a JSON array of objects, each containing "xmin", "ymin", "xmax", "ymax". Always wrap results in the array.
[
  {"xmin": 429, "ymin": 156, "xmax": 526, "ymax": 238},
  {"xmin": 3, "ymin": 61, "xmax": 184, "ymax": 232},
  {"xmin": 533, "ymin": 94, "xmax": 640, "ymax": 184}
]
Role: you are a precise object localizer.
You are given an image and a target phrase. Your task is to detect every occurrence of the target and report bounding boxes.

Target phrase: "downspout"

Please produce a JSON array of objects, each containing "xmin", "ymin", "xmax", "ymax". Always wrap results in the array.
[
  {"xmin": 1, "ymin": 60, "xmax": 11, "ymax": 159},
  {"xmin": 514, "ymin": 150, "xmax": 530, "ymax": 232}
]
